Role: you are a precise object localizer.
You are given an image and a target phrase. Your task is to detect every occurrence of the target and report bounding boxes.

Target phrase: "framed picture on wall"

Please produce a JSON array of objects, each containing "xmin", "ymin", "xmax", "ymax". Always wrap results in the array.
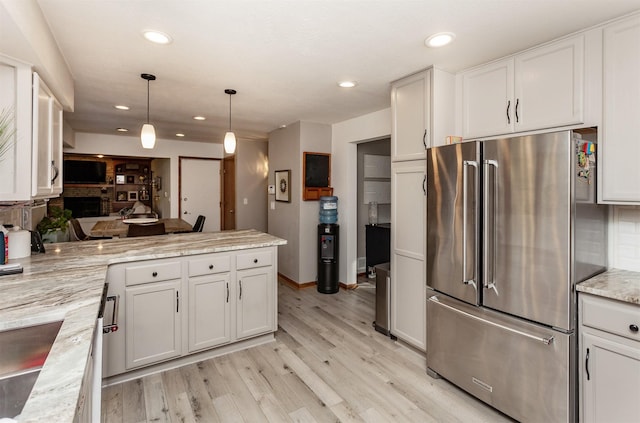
[
  {"xmin": 128, "ymin": 191, "xmax": 138, "ymax": 201},
  {"xmin": 115, "ymin": 174, "xmax": 125, "ymax": 184},
  {"xmin": 275, "ymin": 170, "xmax": 291, "ymax": 202},
  {"xmin": 116, "ymin": 191, "xmax": 127, "ymax": 201}
]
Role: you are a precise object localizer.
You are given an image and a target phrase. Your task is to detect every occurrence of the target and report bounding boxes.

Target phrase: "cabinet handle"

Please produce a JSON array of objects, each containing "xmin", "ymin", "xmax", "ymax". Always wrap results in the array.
[
  {"xmin": 422, "ymin": 129, "xmax": 427, "ymax": 149},
  {"xmin": 209, "ymin": 264, "xmax": 214, "ymax": 270},
  {"xmin": 506, "ymin": 100, "xmax": 511, "ymax": 124},
  {"xmin": 239, "ymin": 280, "xmax": 242, "ymax": 300},
  {"xmin": 630, "ymin": 324, "xmax": 639, "ymax": 333},
  {"xmin": 253, "ymin": 258, "xmax": 258, "ymax": 264},
  {"xmin": 585, "ymin": 348, "xmax": 590, "ymax": 381},
  {"xmin": 51, "ymin": 161, "xmax": 59, "ymax": 184},
  {"xmin": 226, "ymin": 282, "xmax": 229, "ymax": 303},
  {"xmin": 422, "ymin": 175, "xmax": 427, "ymax": 195},
  {"xmin": 176, "ymin": 291, "xmax": 179, "ymax": 313},
  {"xmin": 515, "ymin": 98, "xmax": 519, "ymax": 123},
  {"xmin": 152, "ymin": 271, "xmax": 158, "ymax": 277}
]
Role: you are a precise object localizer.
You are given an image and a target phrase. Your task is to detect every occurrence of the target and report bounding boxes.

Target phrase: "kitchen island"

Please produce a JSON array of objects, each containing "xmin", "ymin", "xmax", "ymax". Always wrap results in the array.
[{"xmin": 0, "ymin": 229, "xmax": 286, "ymax": 422}]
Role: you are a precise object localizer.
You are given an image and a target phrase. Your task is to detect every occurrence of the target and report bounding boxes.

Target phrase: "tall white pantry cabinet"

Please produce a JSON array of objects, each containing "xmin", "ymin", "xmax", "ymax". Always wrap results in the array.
[{"xmin": 390, "ymin": 68, "xmax": 454, "ymax": 351}]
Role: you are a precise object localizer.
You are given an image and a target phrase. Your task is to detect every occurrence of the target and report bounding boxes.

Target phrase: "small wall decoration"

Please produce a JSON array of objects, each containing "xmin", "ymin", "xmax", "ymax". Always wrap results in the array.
[
  {"xmin": 128, "ymin": 191, "xmax": 138, "ymax": 201},
  {"xmin": 126, "ymin": 175, "xmax": 135, "ymax": 184},
  {"xmin": 116, "ymin": 191, "xmax": 127, "ymax": 201},
  {"xmin": 275, "ymin": 170, "xmax": 291, "ymax": 202},
  {"xmin": 115, "ymin": 174, "xmax": 125, "ymax": 184}
]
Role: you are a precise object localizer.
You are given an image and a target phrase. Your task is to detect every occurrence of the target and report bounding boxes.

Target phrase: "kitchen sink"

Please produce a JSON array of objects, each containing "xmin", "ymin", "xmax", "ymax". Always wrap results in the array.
[{"xmin": 0, "ymin": 320, "xmax": 62, "ymax": 419}]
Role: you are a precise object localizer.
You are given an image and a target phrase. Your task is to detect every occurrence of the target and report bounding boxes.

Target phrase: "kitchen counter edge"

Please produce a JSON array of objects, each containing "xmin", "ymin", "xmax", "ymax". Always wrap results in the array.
[
  {"xmin": 576, "ymin": 268, "xmax": 640, "ymax": 305},
  {"xmin": 0, "ymin": 229, "xmax": 286, "ymax": 422}
]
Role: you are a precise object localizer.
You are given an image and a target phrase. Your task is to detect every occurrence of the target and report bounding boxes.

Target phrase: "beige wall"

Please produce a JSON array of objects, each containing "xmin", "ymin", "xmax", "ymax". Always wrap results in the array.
[
  {"xmin": 235, "ymin": 140, "xmax": 268, "ymax": 232},
  {"xmin": 267, "ymin": 121, "xmax": 332, "ymax": 284},
  {"xmin": 268, "ymin": 122, "xmax": 302, "ymax": 282}
]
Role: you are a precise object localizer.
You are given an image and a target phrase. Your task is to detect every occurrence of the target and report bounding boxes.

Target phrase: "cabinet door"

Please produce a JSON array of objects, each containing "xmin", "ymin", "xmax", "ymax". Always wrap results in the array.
[
  {"xmin": 600, "ymin": 14, "xmax": 640, "ymax": 203},
  {"xmin": 188, "ymin": 274, "xmax": 231, "ymax": 352},
  {"xmin": 515, "ymin": 36, "xmax": 584, "ymax": 132},
  {"xmin": 391, "ymin": 70, "xmax": 430, "ymax": 161},
  {"xmin": 125, "ymin": 280, "xmax": 182, "ymax": 369},
  {"xmin": 50, "ymin": 100, "xmax": 63, "ymax": 195},
  {"xmin": 461, "ymin": 58, "xmax": 514, "ymax": 139},
  {"xmin": 236, "ymin": 266, "xmax": 274, "ymax": 339},
  {"xmin": 391, "ymin": 160, "xmax": 426, "ymax": 351},
  {"xmin": 0, "ymin": 56, "xmax": 32, "ymax": 201},
  {"xmin": 32, "ymin": 73, "xmax": 55, "ymax": 197},
  {"xmin": 581, "ymin": 331, "xmax": 640, "ymax": 423}
]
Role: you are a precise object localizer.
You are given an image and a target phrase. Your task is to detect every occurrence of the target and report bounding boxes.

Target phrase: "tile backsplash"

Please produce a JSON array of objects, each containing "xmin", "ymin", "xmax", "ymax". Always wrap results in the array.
[{"xmin": 611, "ymin": 205, "xmax": 640, "ymax": 271}]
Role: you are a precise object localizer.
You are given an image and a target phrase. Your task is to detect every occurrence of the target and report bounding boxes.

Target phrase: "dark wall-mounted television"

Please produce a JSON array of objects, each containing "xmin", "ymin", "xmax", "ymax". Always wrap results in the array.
[
  {"xmin": 63, "ymin": 160, "xmax": 107, "ymax": 184},
  {"xmin": 304, "ymin": 152, "xmax": 330, "ymax": 187}
]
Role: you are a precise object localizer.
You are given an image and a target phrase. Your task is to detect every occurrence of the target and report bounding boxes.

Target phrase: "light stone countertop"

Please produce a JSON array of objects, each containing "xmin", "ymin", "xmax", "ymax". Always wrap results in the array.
[
  {"xmin": 576, "ymin": 268, "xmax": 640, "ymax": 305},
  {"xmin": 0, "ymin": 229, "xmax": 286, "ymax": 422}
]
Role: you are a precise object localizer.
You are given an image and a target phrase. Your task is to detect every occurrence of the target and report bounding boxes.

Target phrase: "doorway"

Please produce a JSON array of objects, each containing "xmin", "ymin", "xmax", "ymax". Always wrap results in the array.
[
  {"xmin": 179, "ymin": 157, "xmax": 221, "ymax": 232},
  {"xmin": 222, "ymin": 156, "xmax": 236, "ymax": 230}
]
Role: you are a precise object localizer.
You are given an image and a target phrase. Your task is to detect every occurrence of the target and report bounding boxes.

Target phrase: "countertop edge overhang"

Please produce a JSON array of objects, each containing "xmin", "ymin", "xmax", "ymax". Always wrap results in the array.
[
  {"xmin": 0, "ymin": 229, "xmax": 286, "ymax": 422},
  {"xmin": 576, "ymin": 268, "xmax": 640, "ymax": 305}
]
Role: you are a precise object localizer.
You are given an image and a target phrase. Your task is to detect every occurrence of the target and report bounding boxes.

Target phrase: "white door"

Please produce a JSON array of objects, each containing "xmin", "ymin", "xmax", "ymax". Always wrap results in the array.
[{"xmin": 180, "ymin": 158, "xmax": 221, "ymax": 232}]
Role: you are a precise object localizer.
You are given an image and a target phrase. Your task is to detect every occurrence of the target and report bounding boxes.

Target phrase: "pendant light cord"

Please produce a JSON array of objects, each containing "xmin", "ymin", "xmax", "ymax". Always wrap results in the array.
[
  {"xmin": 228, "ymin": 93, "xmax": 232, "ymax": 130},
  {"xmin": 147, "ymin": 79, "xmax": 150, "ymax": 124}
]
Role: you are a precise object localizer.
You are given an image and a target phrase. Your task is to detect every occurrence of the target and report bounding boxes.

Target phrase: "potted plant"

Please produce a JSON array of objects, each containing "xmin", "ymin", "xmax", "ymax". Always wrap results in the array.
[{"xmin": 37, "ymin": 206, "xmax": 72, "ymax": 243}]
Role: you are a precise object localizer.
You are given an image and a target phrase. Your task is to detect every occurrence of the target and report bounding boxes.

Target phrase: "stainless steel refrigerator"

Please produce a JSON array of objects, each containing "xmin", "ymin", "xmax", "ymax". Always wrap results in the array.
[{"xmin": 426, "ymin": 130, "xmax": 608, "ymax": 422}]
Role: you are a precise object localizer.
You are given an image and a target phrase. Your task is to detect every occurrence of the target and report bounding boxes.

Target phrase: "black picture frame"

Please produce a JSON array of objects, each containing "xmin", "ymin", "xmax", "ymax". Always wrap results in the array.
[{"xmin": 275, "ymin": 170, "xmax": 291, "ymax": 202}]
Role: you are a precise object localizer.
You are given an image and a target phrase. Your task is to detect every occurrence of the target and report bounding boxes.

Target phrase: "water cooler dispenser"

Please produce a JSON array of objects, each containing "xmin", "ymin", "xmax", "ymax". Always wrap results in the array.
[{"xmin": 317, "ymin": 196, "xmax": 339, "ymax": 294}]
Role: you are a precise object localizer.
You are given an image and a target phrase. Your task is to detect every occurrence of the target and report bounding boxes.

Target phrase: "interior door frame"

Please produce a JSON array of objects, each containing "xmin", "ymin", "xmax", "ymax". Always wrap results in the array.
[
  {"xmin": 222, "ymin": 155, "xmax": 236, "ymax": 230},
  {"xmin": 178, "ymin": 156, "xmax": 222, "ymax": 227}
]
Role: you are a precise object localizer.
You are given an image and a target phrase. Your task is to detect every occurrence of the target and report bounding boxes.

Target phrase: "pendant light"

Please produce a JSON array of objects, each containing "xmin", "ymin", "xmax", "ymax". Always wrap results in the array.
[
  {"xmin": 140, "ymin": 73, "xmax": 156, "ymax": 149},
  {"xmin": 224, "ymin": 89, "xmax": 237, "ymax": 154}
]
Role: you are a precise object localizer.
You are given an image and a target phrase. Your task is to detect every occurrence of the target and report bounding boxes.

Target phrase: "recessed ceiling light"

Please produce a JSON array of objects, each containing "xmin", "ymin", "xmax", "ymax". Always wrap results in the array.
[
  {"xmin": 338, "ymin": 81, "xmax": 358, "ymax": 88},
  {"xmin": 193, "ymin": 116, "xmax": 206, "ymax": 121},
  {"xmin": 279, "ymin": 125, "xmax": 287, "ymax": 129},
  {"xmin": 114, "ymin": 105, "xmax": 130, "ymax": 110},
  {"xmin": 425, "ymin": 32, "xmax": 455, "ymax": 48},
  {"xmin": 142, "ymin": 30, "xmax": 172, "ymax": 45},
  {"xmin": 116, "ymin": 128, "xmax": 128, "ymax": 132},
  {"xmin": 176, "ymin": 133, "xmax": 185, "ymax": 137},
  {"xmin": 97, "ymin": 154, "xmax": 104, "ymax": 158}
]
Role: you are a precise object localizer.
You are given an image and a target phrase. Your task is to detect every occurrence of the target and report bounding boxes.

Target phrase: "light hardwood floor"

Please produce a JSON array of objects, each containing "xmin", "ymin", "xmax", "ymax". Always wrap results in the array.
[{"xmin": 102, "ymin": 279, "xmax": 512, "ymax": 422}]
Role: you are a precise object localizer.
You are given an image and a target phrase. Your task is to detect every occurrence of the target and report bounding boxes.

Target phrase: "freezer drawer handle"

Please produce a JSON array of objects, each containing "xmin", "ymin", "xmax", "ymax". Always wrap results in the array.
[
  {"xmin": 462, "ymin": 160, "xmax": 478, "ymax": 289},
  {"xmin": 429, "ymin": 296, "xmax": 555, "ymax": 345}
]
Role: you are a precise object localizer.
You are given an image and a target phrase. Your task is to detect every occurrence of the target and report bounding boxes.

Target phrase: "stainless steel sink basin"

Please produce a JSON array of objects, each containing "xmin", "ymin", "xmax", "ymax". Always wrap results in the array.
[{"xmin": 0, "ymin": 320, "xmax": 62, "ymax": 419}]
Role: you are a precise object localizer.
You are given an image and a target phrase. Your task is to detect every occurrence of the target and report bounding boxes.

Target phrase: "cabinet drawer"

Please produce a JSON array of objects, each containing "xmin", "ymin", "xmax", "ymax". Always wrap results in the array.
[
  {"xmin": 236, "ymin": 249, "xmax": 273, "ymax": 270},
  {"xmin": 188, "ymin": 254, "xmax": 231, "ymax": 277},
  {"xmin": 125, "ymin": 260, "xmax": 181, "ymax": 286},
  {"xmin": 581, "ymin": 294, "xmax": 640, "ymax": 342}
]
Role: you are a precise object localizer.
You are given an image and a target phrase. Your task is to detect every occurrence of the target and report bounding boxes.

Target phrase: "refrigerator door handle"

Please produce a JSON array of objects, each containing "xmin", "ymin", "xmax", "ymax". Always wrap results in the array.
[
  {"xmin": 429, "ymin": 296, "xmax": 555, "ymax": 345},
  {"xmin": 483, "ymin": 159, "xmax": 499, "ymax": 294},
  {"xmin": 463, "ymin": 160, "xmax": 478, "ymax": 288}
]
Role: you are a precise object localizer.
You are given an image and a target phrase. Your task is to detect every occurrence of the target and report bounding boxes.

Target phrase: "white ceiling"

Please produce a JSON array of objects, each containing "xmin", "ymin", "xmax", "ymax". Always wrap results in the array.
[{"xmin": 29, "ymin": 1, "xmax": 640, "ymax": 145}]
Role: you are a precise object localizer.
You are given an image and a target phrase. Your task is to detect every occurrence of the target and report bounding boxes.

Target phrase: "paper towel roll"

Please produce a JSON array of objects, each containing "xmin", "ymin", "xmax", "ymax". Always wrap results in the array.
[{"xmin": 8, "ymin": 229, "xmax": 31, "ymax": 259}]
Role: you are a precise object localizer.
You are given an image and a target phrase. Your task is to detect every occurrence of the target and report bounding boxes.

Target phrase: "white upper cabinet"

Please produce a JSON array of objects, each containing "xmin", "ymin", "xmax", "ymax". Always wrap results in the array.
[
  {"xmin": 600, "ymin": 13, "xmax": 640, "ymax": 204},
  {"xmin": 32, "ymin": 72, "xmax": 63, "ymax": 198},
  {"xmin": 0, "ymin": 56, "xmax": 33, "ymax": 202},
  {"xmin": 461, "ymin": 35, "xmax": 585, "ymax": 139},
  {"xmin": 392, "ymin": 70, "xmax": 431, "ymax": 161},
  {"xmin": 0, "ymin": 59, "xmax": 63, "ymax": 202}
]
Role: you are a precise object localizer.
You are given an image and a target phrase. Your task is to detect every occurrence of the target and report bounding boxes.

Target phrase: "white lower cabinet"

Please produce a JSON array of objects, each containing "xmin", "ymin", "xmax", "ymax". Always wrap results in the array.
[
  {"xmin": 103, "ymin": 247, "xmax": 277, "ymax": 378},
  {"xmin": 237, "ymin": 267, "xmax": 274, "ymax": 339},
  {"xmin": 125, "ymin": 279, "xmax": 182, "ymax": 369},
  {"xmin": 188, "ymin": 273, "xmax": 231, "ymax": 352},
  {"xmin": 579, "ymin": 293, "xmax": 640, "ymax": 422}
]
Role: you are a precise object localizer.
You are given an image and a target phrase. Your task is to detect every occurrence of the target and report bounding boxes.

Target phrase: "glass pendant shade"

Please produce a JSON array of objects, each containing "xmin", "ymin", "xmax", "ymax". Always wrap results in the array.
[
  {"xmin": 141, "ymin": 123, "xmax": 156, "ymax": 149},
  {"xmin": 224, "ymin": 131, "xmax": 236, "ymax": 154}
]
